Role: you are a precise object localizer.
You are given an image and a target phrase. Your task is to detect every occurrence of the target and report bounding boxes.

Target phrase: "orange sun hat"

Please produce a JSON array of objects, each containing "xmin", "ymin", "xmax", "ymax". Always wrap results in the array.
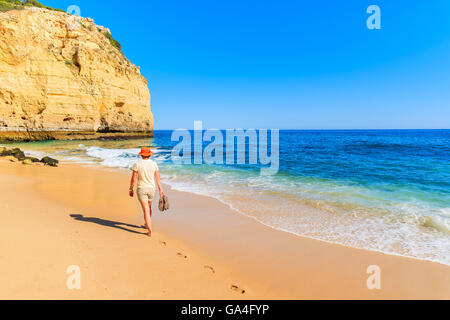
[{"xmin": 138, "ymin": 147, "xmax": 153, "ymax": 157}]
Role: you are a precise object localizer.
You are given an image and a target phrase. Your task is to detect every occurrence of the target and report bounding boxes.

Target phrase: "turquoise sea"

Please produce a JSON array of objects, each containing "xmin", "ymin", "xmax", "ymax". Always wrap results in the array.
[{"xmin": 4, "ymin": 130, "xmax": 450, "ymax": 265}]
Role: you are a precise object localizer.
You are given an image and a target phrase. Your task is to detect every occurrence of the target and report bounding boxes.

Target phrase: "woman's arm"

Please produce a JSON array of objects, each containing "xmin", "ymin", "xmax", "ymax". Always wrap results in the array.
[
  {"xmin": 155, "ymin": 170, "xmax": 164, "ymax": 197},
  {"xmin": 129, "ymin": 171, "xmax": 137, "ymax": 197}
]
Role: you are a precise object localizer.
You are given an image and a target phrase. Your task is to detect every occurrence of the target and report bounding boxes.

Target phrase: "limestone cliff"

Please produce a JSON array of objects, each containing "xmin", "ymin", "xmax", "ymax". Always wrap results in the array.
[{"xmin": 0, "ymin": 7, "xmax": 153, "ymax": 141}]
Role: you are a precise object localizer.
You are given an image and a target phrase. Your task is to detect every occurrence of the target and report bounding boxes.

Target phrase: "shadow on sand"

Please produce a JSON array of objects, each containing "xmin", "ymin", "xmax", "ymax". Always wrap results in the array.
[{"xmin": 70, "ymin": 214, "xmax": 147, "ymax": 235}]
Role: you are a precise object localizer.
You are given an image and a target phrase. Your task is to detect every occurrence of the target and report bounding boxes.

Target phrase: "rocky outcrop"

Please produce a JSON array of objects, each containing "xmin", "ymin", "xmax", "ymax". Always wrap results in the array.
[
  {"xmin": 0, "ymin": 7, "xmax": 154, "ymax": 141},
  {"xmin": 0, "ymin": 146, "xmax": 58, "ymax": 166}
]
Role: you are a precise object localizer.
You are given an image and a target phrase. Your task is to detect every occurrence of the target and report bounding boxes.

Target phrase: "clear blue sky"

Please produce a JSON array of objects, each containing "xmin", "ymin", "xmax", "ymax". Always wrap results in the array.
[{"xmin": 45, "ymin": 0, "xmax": 450, "ymax": 129}]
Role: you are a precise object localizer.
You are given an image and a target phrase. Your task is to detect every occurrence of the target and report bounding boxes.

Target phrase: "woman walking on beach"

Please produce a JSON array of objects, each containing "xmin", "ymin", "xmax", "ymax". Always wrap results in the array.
[{"xmin": 129, "ymin": 147, "xmax": 164, "ymax": 237}]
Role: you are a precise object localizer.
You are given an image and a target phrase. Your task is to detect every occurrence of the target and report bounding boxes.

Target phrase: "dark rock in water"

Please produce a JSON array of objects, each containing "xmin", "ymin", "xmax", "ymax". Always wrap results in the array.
[
  {"xmin": 40, "ymin": 156, "xmax": 59, "ymax": 167},
  {"xmin": 0, "ymin": 148, "xmax": 26, "ymax": 160},
  {"xmin": 1, "ymin": 148, "xmax": 58, "ymax": 167},
  {"xmin": 1, "ymin": 147, "xmax": 58, "ymax": 167},
  {"xmin": 12, "ymin": 148, "xmax": 25, "ymax": 160}
]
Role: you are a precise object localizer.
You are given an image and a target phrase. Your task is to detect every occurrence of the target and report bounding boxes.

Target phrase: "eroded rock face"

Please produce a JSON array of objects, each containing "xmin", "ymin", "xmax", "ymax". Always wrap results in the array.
[{"xmin": 0, "ymin": 8, "xmax": 153, "ymax": 141}]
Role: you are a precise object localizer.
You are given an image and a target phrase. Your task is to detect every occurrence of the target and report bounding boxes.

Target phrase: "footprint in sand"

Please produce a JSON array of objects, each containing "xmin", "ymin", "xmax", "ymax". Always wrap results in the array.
[
  {"xmin": 204, "ymin": 265, "xmax": 215, "ymax": 274},
  {"xmin": 230, "ymin": 285, "xmax": 246, "ymax": 294},
  {"xmin": 159, "ymin": 241, "xmax": 167, "ymax": 246},
  {"xmin": 177, "ymin": 252, "xmax": 188, "ymax": 259}
]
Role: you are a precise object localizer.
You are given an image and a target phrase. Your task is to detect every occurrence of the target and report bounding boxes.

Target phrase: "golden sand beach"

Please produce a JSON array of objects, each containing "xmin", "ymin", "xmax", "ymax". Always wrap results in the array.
[{"xmin": 0, "ymin": 159, "xmax": 449, "ymax": 299}]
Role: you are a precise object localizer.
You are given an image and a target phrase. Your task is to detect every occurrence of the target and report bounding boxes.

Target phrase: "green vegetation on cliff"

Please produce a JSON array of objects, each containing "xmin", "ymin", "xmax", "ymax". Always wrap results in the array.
[
  {"xmin": 0, "ymin": 0, "xmax": 122, "ymax": 53},
  {"xmin": 0, "ymin": 0, "xmax": 64, "ymax": 13},
  {"xmin": 103, "ymin": 31, "xmax": 122, "ymax": 52}
]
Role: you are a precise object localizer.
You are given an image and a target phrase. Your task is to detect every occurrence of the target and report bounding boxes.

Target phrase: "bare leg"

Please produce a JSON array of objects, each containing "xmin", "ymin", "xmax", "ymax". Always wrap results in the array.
[
  {"xmin": 140, "ymin": 200, "xmax": 152, "ymax": 237},
  {"xmin": 148, "ymin": 201, "xmax": 153, "ymax": 233}
]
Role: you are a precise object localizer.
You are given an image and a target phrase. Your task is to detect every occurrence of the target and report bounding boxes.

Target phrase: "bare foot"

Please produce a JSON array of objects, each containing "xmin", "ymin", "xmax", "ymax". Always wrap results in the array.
[{"xmin": 147, "ymin": 231, "xmax": 152, "ymax": 237}]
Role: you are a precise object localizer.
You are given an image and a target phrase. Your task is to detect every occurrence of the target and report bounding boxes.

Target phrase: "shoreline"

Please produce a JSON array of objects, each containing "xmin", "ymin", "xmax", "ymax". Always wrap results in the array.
[
  {"xmin": 165, "ymin": 182, "xmax": 450, "ymax": 268},
  {"xmin": 0, "ymin": 158, "xmax": 449, "ymax": 299}
]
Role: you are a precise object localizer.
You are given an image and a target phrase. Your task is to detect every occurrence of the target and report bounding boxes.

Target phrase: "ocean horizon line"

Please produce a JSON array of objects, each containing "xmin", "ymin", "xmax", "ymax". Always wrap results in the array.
[{"xmin": 152, "ymin": 128, "xmax": 450, "ymax": 131}]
